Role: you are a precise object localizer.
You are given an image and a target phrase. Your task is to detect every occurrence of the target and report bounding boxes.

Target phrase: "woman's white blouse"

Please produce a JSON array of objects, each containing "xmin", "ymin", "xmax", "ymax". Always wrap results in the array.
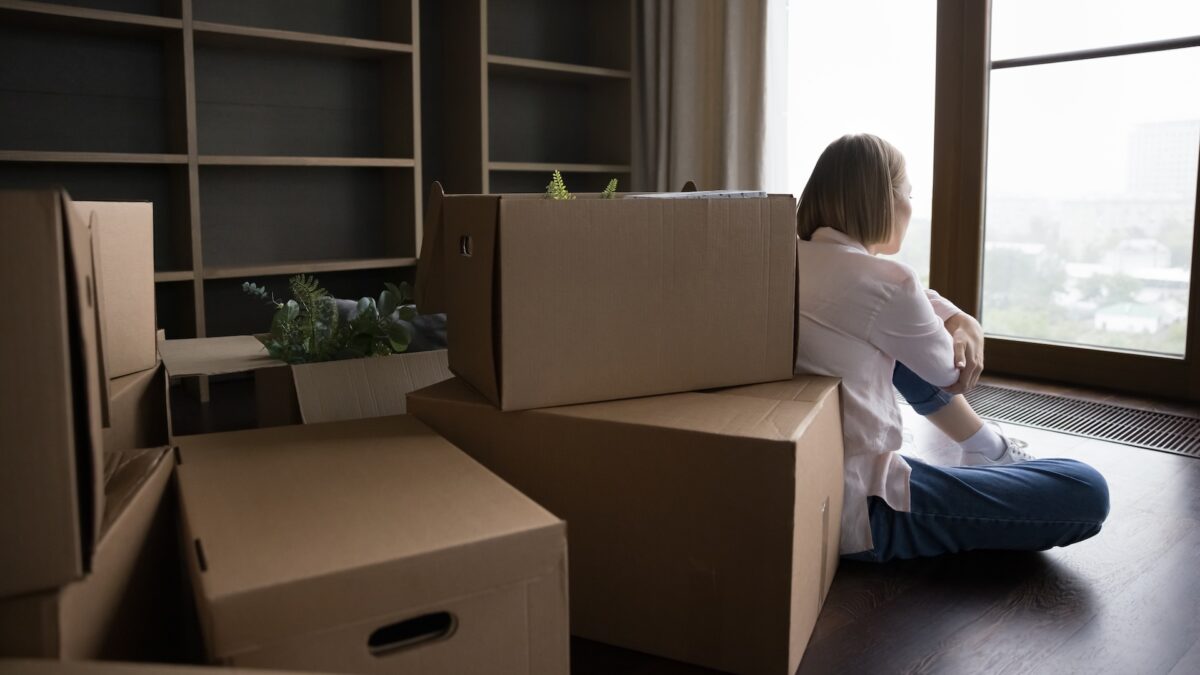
[{"xmin": 795, "ymin": 227, "xmax": 961, "ymax": 554}]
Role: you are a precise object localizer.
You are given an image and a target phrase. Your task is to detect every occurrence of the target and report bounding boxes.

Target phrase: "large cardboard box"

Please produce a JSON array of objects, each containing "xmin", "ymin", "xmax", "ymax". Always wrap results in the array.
[
  {"xmin": 426, "ymin": 188, "xmax": 797, "ymax": 410},
  {"xmin": 102, "ymin": 364, "xmax": 168, "ymax": 454},
  {"xmin": 408, "ymin": 375, "xmax": 845, "ymax": 675},
  {"xmin": 0, "ymin": 190, "xmax": 110, "ymax": 598},
  {"xmin": 175, "ymin": 415, "xmax": 569, "ymax": 674},
  {"xmin": 157, "ymin": 336, "xmax": 451, "ymax": 433},
  {"xmin": 0, "ymin": 447, "xmax": 185, "ymax": 661},
  {"xmin": 78, "ymin": 201, "xmax": 156, "ymax": 379}
]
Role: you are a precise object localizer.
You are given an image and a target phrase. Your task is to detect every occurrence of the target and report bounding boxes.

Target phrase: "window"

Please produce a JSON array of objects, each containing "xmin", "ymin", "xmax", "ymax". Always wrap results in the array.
[
  {"xmin": 765, "ymin": 0, "xmax": 937, "ymax": 284},
  {"xmin": 982, "ymin": 2, "xmax": 1199, "ymax": 356}
]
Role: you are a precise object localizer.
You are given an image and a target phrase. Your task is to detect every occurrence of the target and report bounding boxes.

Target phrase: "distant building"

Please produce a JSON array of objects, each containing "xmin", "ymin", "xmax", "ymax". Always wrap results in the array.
[
  {"xmin": 1094, "ymin": 302, "xmax": 1168, "ymax": 333},
  {"xmin": 1102, "ymin": 238, "xmax": 1171, "ymax": 271}
]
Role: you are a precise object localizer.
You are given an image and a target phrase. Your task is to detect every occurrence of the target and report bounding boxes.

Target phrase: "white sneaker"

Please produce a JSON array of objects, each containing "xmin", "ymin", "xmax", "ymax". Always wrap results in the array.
[{"xmin": 960, "ymin": 423, "xmax": 1035, "ymax": 466}]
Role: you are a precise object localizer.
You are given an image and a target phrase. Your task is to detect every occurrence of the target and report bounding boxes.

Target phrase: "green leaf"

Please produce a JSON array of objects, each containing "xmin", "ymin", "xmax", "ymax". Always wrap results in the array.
[
  {"xmin": 378, "ymin": 289, "xmax": 399, "ymax": 318},
  {"xmin": 397, "ymin": 304, "xmax": 417, "ymax": 321}
]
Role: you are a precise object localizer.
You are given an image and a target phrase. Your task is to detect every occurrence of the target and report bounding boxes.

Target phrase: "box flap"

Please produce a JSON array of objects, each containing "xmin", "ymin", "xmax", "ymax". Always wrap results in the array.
[
  {"xmin": 291, "ymin": 350, "xmax": 451, "ymax": 424},
  {"xmin": 414, "ymin": 182, "xmax": 448, "ymax": 314},
  {"xmin": 79, "ymin": 201, "xmax": 157, "ymax": 379},
  {"xmin": 85, "ymin": 211, "xmax": 111, "ymax": 428},
  {"xmin": 63, "ymin": 194, "xmax": 108, "ymax": 562},
  {"xmin": 175, "ymin": 415, "xmax": 564, "ymax": 657},
  {"xmin": 442, "ymin": 195, "xmax": 501, "ymax": 405},
  {"xmin": 0, "ymin": 190, "xmax": 86, "ymax": 596},
  {"xmin": 159, "ymin": 336, "xmax": 283, "ymax": 378},
  {"xmin": 493, "ymin": 195, "xmax": 797, "ymax": 409}
]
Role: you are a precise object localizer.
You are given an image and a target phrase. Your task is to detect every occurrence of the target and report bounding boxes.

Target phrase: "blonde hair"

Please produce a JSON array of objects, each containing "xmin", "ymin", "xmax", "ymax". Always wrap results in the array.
[{"xmin": 796, "ymin": 133, "xmax": 908, "ymax": 246}]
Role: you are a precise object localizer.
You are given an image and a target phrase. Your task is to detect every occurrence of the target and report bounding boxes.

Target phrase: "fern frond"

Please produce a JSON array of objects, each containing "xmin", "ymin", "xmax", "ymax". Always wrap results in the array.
[
  {"xmin": 600, "ymin": 178, "xmax": 618, "ymax": 199},
  {"xmin": 545, "ymin": 170, "xmax": 574, "ymax": 200}
]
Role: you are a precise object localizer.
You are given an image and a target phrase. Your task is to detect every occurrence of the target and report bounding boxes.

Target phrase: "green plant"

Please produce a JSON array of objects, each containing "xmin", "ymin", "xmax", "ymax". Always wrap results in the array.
[
  {"xmin": 242, "ymin": 275, "xmax": 417, "ymax": 364},
  {"xmin": 545, "ymin": 170, "xmax": 575, "ymax": 200},
  {"xmin": 544, "ymin": 171, "xmax": 620, "ymax": 200}
]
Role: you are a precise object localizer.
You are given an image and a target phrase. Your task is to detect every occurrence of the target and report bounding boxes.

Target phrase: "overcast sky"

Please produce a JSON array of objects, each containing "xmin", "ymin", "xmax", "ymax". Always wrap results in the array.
[{"xmin": 766, "ymin": 0, "xmax": 1200, "ymax": 212}]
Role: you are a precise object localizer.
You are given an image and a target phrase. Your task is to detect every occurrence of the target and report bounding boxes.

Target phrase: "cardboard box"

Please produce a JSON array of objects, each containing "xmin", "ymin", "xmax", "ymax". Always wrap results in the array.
[
  {"xmin": 77, "ymin": 201, "xmax": 156, "ymax": 378},
  {"xmin": 175, "ymin": 415, "xmax": 568, "ymax": 674},
  {"xmin": 423, "ymin": 189, "xmax": 797, "ymax": 410},
  {"xmin": 408, "ymin": 375, "xmax": 845, "ymax": 675},
  {"xmin": 103, "ymin": 364, "xmax": 168, "ymax": 454},
  {"xmin": 0, "ymin": 447, "xmax": 186, "ymax": 661},
  {"xmin": 158, "ymin": 336, "xmax": 452, "ymax": 432},
  {"xmin": 0, "ymin": 189, "xmax": 110, "ymax": 598},
  {"xmin": 0, "ymin": 660, "xmax": 322, "ymax": 675}
]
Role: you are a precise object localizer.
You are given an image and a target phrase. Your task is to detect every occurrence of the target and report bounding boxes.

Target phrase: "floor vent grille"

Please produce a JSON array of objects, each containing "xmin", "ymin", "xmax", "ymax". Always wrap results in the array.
[{"xmin": 962, "ymin": 385, "xmax": 1200, "ymax": 459}]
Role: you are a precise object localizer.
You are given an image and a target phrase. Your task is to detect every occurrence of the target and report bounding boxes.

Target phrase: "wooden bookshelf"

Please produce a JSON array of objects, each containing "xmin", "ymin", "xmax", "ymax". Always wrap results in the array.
[
  {"xmin": 0, "ymin": 0, "xmax": 422, "ymax": 339},
  {"xmin": 423, "ymin": 0, "xmax": 635, "ymax": 195}
]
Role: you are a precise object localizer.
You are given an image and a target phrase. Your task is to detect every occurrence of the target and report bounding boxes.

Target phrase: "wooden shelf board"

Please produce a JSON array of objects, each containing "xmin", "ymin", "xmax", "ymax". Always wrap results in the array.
[
  {"xmin": 193, "ymin": 21, "xmax": 414, "ymax": 57},
  {"xmin": 198, "ymin": 156, "xmax": 416, "ymax": 168},
  {"xmin": 204, "ymin": 257, "xmax": 418, "ymax": 280},
  {"xmin": 155, "ymin": 270, "xmax": 194, "ymax": 283},
  {"xmin": 0, "ymin": 150, "xmax": 187, "ymax": 164},
  {"xmin": 489, "ymin": 161, "xmax": 632, "ymax": 173},
  {"xmin": 0, "ymin": 0, "xmax": 182, "ymax": 35},
  {"xmin": 487, "ymin": 54, "xmax": 631, "ymax": 80}
]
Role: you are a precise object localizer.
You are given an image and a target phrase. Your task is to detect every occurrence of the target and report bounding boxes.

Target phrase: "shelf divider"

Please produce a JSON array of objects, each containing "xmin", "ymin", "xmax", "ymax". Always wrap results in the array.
[
  {"xmin": 0, "ymin": 151, "xmax": 188, "ymax": 165},
  {"xmin": 199, "ymin": 156, "xmax": 415, "ymax": 168},
  {"xmin": 204, "ymin": 257, "xmax": 418, "ymax": 280},
  {"xmin": 0, "ymin": 0, "xmax": 183, "ymax": 34},
  {"xmin": 487, "ymin": 53, "xmax": 631, "ymax": 80},
  {"xmin": 489, "ymin": 161, "xmax": 632, "ymax": 173},
  {"xmin": 193, "ymin": 20, "xmax": 414, "ymax": 57}
]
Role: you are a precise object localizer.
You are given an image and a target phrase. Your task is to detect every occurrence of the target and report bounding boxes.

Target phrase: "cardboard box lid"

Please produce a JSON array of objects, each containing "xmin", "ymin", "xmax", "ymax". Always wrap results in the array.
[
  {"xmin": 410, "ymin": 374, "xmax": 840, "ymax": 444},
  {"xmin": 77, "ymin": 201, "xmax": 156, "ymax": 379},
  {"xmin": 0, "ymin": 190, "xmax": 107, "ymax": 598},
  {"xmin": 442, "ymin": 193, "xmax": 798, "ymax": 410},
  {"xmin": 175, "ymin": 414, "xmax": 564, "ymax": 658},
  {"xmin": 159, "ymin": 335, "xmax": 282, "ymax": 377}
]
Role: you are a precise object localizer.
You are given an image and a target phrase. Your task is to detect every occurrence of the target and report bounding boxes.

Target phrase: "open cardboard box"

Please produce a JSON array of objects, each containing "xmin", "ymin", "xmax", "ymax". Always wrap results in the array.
[
  {"xmin": 157, "ymin": 336, "xmax": 451, "ymax": 434},
  {"xmin": 0, "ymin": 189, "xmax": 111, "ymax": 598},
  {"xmin": 0, "ymin": 447, "xmax": 187, "ymax": 661},
  {"xmin": 409, "ymin": 374, "xmax": 845, "ymax": 675},
  {"xmin": 416, "ymin": 182, "xmax": 799, "ymax": 411},
  {"xmin": 174, "ymin": 415, "xmax": 568, "ymax": 674}
]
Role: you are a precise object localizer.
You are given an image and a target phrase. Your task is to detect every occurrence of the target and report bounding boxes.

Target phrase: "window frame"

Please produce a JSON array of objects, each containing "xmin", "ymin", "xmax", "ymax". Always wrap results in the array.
[{"xmin": 931, "ymin": 0, "xmax": 1200, "ymax": 401}]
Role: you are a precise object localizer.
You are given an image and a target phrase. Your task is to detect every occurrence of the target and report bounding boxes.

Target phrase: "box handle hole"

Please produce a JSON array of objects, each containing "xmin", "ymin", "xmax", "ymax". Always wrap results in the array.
[
  {"xmin": 459, "ymin": 235, "xmax": 473, "ymax": 257},
  {"xmin": 368, "ymin": 611, "xmax": 456, "ymax": 657}
]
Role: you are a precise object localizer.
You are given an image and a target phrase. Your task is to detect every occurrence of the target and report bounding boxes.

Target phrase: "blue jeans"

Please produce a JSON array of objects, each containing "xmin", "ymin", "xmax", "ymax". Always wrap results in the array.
[{"xmin": 846, "ymin": 363, "xmax": 1111, "ymax": 562}]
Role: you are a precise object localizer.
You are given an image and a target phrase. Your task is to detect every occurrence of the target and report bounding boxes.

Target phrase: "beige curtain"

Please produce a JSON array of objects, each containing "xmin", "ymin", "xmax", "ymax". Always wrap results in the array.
[{"xmin": 634, "ymin": 0, "xmax": 769, "ymax": 192}]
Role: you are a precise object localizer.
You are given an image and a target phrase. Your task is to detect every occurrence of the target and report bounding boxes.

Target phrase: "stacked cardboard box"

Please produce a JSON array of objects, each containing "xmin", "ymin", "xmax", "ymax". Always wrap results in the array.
[
  {"xmin": 0, "ymin": 191, "xmax": 179, "ymax": 661},
  {"xmin": 173, "ymin": 415, "xmax": 568, "ymax": 673},
  {"xmin": 407, "ymin": 183, "xmax": 845, "ymax": 674}
]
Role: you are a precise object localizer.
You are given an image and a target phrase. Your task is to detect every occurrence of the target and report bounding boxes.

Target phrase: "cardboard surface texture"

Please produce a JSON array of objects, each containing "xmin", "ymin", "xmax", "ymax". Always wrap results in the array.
[
  {"xmin": 103, "ymin": 364, "xmax": 168, "ymax": 454},
  {"xmin": 158, "ymin": 337, "xmax": 451, "ymax": 431},
  {"xmin": 0, "ymin": 189, "xmax": 108, "ymax": 598},
  {"xmin": 175, "ymin": 415, "xmax": 568, "ymax": 674},
  {"xmin": 431, "ymin": 190, "xmax": 797, "ymax": 410},
  {"xmin": 0, "ymin": 447, "xmax": 184, "ymax": 661},
  {"xmin": 78, "ymin": 201, "xmax": 156, "ymax": 378},
  {"xmin": 409, "ymin": 375, "xmax": 845, "ymax": 675},
  {"xmin": 0, "ymin": 660, "xmax": 322, "ymax": 675}
]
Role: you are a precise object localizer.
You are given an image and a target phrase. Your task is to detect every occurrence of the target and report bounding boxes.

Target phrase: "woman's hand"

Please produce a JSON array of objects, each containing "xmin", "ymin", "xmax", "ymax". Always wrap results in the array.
[{"xmin": 943, "ymin": 312, "xmax": 984, "ymax": 395}]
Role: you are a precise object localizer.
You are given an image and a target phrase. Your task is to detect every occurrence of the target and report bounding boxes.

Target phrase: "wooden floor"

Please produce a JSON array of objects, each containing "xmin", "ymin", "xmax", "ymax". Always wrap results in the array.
[{"xmin": 571, "ymin": 382, "xmax": 1200, "ymax": 675}]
